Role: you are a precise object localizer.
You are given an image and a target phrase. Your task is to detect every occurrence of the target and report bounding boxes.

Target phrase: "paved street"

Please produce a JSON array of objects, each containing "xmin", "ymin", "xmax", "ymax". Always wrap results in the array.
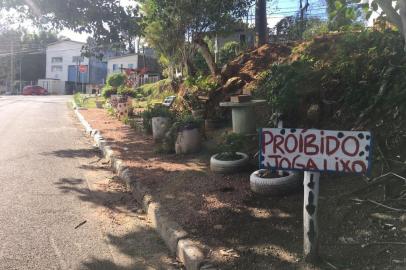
[{"xmin": 0, "ymin": 96, "xmax": 175, "ymax": 270}]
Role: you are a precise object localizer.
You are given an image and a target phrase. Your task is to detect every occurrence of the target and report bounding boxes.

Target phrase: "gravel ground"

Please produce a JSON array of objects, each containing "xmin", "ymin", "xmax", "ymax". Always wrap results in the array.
[{"xmin": 81, "ymin": 108, "xmax": 406, "ymax": 270}]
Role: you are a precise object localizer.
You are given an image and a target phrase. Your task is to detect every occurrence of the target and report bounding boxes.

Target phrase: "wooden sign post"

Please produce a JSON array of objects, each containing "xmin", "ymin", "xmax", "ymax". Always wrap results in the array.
[{"xmin": 260, "ymin": 128, "xmax": 372, "ymax": 262}]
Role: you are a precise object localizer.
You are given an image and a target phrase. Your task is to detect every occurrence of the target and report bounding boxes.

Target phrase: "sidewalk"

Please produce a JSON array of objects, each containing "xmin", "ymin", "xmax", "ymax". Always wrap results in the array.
[{"xmin": 79, "ymin": 108, "xmax": 406, "ymax": 270}]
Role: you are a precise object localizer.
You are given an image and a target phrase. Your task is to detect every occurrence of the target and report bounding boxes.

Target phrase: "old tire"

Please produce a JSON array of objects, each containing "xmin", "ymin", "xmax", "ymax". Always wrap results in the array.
[
  {"xmin": 210, "ymin": 152, "xmax": 249, "ymax": 174},
  {"xmin": 250, "ymin": 169, "xmax": 301, "ymax": 195}
]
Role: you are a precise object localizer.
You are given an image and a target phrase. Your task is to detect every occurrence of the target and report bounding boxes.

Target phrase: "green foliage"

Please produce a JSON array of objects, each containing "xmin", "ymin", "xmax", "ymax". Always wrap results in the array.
[
  {"xmin": 171, "ymin": 113, "xmax": 203, "ymax": 131},
  {"xmin": 106, "ymin": 73, "xmax": 127, "ymax": 88},
  {"xmin": 101, "ymin": 85, "xmax": 117, "ymax": 99},
  {"xmin": 216, "ymin": 133, "xmax": 247, "ymax": 160},
  {"xmin": 184, "ymin": 75, "xmax": 219, "ymax": 92},
  {"xmin": 326, "ymin": 0, "xmax": 365, "ymax": 30},
  {"xmin": 254, "ymin": 30, "xmax": 406, "ymax": 158},
  {"xmin": 140, "ymin": 105, "xmax": 174, "ymax": 134},
  {"xmin": 1, "ymin": 0, "xmax": 140, "ymax": 46},
  {"xmin": 73, "ymin": 93, "xmax": 85, "ymax": 107},
  {"xmin": 141, "ymin": 0, "xmax": 251, "ymax": 75},
  {"xmin": 117, "ymin": 85, "xmax": 137, "ymax": 97},
  {"xmin": 255, "ymin": 60, "xmax": 315, "ymax": 117},
  {"xmin": 218, "ymin": 41, "xmax": 242, "ymax": 67}
]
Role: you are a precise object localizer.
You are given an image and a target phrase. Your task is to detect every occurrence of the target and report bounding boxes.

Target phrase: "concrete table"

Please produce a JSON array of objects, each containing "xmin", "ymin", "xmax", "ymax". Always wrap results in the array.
[{"xmin": 220, "ymin": 100, "xmax": 266, "ymax": 134}]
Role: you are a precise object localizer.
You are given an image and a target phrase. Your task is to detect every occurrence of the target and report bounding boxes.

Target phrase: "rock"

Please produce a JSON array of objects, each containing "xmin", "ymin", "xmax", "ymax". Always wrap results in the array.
[{"xmin": 222, "ymin": 77, "xmax": 245, "ymax": 95}]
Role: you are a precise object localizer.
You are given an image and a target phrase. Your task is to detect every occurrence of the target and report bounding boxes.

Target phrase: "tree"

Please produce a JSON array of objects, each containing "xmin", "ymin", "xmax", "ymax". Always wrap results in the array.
[
  {"xmin": 0, "ymin": 0, "xmax": 141, "ymax": 46},
  {"xmin": 371, "ymin": 0, "xmax": 406, "ymax": 49},
  {"xmin": 141, "ymin": 0, "xmax": 252, "ymax": 76},
  {"xmin": 256, "ymin": 0, "xmax": 268, "ymax": 46}
]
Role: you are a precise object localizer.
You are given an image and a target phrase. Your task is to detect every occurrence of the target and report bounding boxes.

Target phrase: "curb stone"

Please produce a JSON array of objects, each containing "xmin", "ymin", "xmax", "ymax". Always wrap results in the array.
[{"xmin": 72, "ymin": 104, "xmax": 216, "ymax": 270}]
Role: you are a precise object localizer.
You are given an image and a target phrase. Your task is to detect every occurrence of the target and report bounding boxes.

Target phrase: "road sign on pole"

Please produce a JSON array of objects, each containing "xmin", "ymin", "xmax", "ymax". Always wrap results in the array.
[{"xmin": 79, "ymin": 65, "xmax": 88, "ymax": 73}]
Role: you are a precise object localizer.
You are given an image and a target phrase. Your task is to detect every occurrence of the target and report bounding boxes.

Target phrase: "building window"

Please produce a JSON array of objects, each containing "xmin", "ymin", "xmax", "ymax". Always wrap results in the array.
[
  {"xmin": 51, "ymin": 57, "xmax": 63, "ymax": 63},
  {"xmin": 72, "ymin": 56, "xmax": 84, "ymax": 63},
  {"xmin": 51, "ymin": 65, "xmax": 63, "ymax": 72},
  {"xmin": 113, "ymin": 64, "xmax": 118, "ymax": 71},
  {"xmin": 128, "ymin": 64, "xmax": 134, "ymax": 69}
]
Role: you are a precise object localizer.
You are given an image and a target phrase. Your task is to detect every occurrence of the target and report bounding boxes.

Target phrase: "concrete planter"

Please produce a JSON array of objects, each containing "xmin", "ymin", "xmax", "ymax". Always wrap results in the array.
[
  {"xmin": 175, "ymin": 128, "xmax": 201, "ymax": 154},
  {"xmin": 95, "ymin": 100, "xmax": 103, "ymax": 108},
  {"xmin": 152, "ymin": 117, "xmax": 170, "ymax": 141},
  {"xmin": 250, "ymin": 169, "xmax": 301, "ymax": 195},
  {"xmin": 210, "ymin": 152, "xmax": 249, "ymax": 174}
]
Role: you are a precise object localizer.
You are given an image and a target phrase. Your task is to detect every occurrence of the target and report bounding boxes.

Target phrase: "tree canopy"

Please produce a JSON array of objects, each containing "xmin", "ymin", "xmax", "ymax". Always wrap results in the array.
[
  {"xmin": 0, "ymin": 0, "xmax": 141, "ymax": 44},
  {"xmin": 140, "ymin": 0, "xmax": 253, "ymax": 76}
]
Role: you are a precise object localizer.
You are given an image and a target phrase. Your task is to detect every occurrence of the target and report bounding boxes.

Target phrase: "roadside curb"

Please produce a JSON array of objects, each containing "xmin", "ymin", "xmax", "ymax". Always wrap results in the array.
[{"xmin": 72, "ymin": 102, "xmax": 216, "ymax": 270}]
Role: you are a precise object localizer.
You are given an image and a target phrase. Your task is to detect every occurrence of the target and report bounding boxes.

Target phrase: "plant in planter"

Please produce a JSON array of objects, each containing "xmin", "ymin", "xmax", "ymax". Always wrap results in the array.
[
  {"xmin": 167, "ymin": 114, "xmax": 203, "ymax": 154},
  {"xmin": 250, "ymin": 169, "xmax": 301, "ymax": 195},
  {"xmin": 185, "ymin": 93, "xmax": 206, "ymax": 118},
  {"xmin": 140, "ymin": 105, "xmax": 173, "ymax": 139},
  {"xmin": 210, "ymin": 133, "xmax": 249, "ymax": 174}
]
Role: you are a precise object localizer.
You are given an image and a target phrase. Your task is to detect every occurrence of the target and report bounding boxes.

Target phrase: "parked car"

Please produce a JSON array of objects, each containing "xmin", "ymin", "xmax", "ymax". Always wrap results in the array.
[{"xmin": 22, "ymin": 86, "xmax": 48, "ymax": 95}]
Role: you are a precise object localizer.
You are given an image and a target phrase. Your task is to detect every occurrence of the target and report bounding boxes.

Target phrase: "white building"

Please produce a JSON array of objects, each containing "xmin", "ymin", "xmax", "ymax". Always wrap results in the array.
[
  {"xmin": 107, "ymin": 54, "xmax": 161, "ymax": 85},
  {"xmin": 44, "ymin": 39, "xmax": 107, "ymax": 94},
  {"xmin": 107, "ymin": 54, "xmax": 138, "ymax": 75},
  {"xmin": 46, "ymin": 40, "xmax": 89, "ymax": 82}
]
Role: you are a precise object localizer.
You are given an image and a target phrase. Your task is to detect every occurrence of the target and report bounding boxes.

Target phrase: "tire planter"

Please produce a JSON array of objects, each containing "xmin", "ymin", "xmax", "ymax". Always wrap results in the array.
[
  {"xmin": 210, "ymin": 152, "xmax": 249, "ymax": 174},
  {"xmin": 250, "ymin": 169, "xmax": 301, "ymax": 196},
  {"xmin": 175, "ymin": 128, "xmax": 201, "ymax": 154},
  {"xmin": 152, "ymin": 117, "xmax": 170, "ymax": 141}
]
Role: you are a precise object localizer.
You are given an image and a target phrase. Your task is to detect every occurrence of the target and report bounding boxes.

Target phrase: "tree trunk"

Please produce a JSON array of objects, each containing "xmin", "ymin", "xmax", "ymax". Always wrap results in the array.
[
  {"xmin": 376, "ymin": 0, "xmax": 406, "ymax": 50},
  {"xmin": 399, "ymin": 0, "xmax": 406, "ymax": 51},
  {"xmin": 255, "ymin": 0, "xmax": 268, "ymax": 46},
  {"xmin": 194, "ymin": 37, "xmax": 217, "ymax": 76}
]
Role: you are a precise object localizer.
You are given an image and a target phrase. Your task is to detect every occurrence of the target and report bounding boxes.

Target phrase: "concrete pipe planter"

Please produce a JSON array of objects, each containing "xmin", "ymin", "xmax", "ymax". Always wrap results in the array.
[
  {"xmin": 175, "ymin": 128, "xmax": 201, "ymax": 154},
  {"xmin": 152, "ymin": 117, "xmax": 170, "ymax": 141},
  {"xmin": 95, "ymin": 100, "xmax": 104, "ymax": 108},
  {"xmin": 250, "ymin": 169, "xmax": 301, "ymax": 195},
  {"xmin": 210, "ymin": 152, "xmax": 249, "ymax": 174}
]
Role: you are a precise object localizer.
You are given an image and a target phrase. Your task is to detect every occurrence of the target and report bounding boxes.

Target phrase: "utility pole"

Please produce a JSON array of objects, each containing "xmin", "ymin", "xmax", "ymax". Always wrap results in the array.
[
  {"xmin": 255, "ymin": 0, "xmax": 268, "ymax": 47},
  {"xmin": 10, "ymin": 38, "xmax": 15, "ymax": 94}
]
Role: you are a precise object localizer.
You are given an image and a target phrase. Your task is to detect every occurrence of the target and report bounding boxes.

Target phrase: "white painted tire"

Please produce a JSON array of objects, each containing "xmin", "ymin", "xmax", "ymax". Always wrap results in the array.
[
  {"xmin": 210, "ymin": 152, "xmax": 249, "ymax": 174},
  {"xmin": 250, "ymin": 170, "xmax": 301, "ymax": 195}
]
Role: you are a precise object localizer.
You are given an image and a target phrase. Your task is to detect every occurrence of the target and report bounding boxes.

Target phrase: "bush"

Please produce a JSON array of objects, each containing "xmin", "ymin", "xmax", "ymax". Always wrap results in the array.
[
  {"xmin": 216, "ymin": 133, "xmax": 247, "ymax": 160},
  {"xmin": 106, "ymin": 73, "xmax": 127, "ymax": 87},
  {"xmin": 218, "ymin": 41, "xmax": 241, "ymax": 67},
  {"xmin": 117, "ymin": 85, "xmax": 137, "ymax": 97},
  {"xmin": 101, "ymin": 85, "xmax": 117, "ymax": 99},
  {"xmin": 140, "ymin": 105, "xmax": 174, "ymax": 134},
  {"xmin": 171, "ymin": 113, "xmax": 203, "ymax": 131}
]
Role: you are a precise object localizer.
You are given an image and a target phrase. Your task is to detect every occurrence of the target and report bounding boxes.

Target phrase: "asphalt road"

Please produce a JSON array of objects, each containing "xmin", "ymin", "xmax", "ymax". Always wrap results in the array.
[{"xmin": 0, "ymin": 96, "xmax": 175, "ymax": 270}]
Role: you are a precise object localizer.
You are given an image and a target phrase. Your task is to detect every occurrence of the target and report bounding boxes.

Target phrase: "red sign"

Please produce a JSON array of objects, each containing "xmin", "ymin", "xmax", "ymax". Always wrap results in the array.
[
  {"xmin": 260, "ymin": 128, "xmax": 372, "ymax": 174},
  {"xmin": 79, "ymin": 65, "xmax": 88, "ymax": 73}
]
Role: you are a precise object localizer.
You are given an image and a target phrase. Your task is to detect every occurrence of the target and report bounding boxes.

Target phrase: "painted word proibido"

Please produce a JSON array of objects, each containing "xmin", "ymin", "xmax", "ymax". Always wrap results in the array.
[{"xmin": 261, "ymin": 128, "xmax": 372, "ymax": 174}]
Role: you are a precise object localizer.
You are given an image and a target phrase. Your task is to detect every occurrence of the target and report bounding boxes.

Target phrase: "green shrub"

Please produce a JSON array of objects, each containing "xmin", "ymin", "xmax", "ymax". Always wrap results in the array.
[
  {"xmin": 216, "ymin": 133, "xmax": 247, "ymax": 161},
  {"xmin": 140, "ymin": 105, "xmax": 174, "ymax": 134},
  {"xmin": 106, "ymin": 73, "xmax": 127, "ymax": 87},
  {"xmin": 218, "ymin": 41, "xmax": 241, "ymax": 67},
  {"xmin": 101, "ymin": 85, "xmax": 117, "ymax": 99},
  {"xmin": 171, "ymin": 113, "xmax": 203, "ymax": 131},
  {"xmin": 117, "ymin": 85, "xmax": 137, "ymax": 97}
]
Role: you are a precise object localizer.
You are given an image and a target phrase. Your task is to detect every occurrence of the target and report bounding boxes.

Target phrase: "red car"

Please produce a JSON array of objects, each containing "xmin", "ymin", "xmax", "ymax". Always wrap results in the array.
[{"xmin": 22, "ymin": 85, "xmax": 49, "ymax": 95}]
